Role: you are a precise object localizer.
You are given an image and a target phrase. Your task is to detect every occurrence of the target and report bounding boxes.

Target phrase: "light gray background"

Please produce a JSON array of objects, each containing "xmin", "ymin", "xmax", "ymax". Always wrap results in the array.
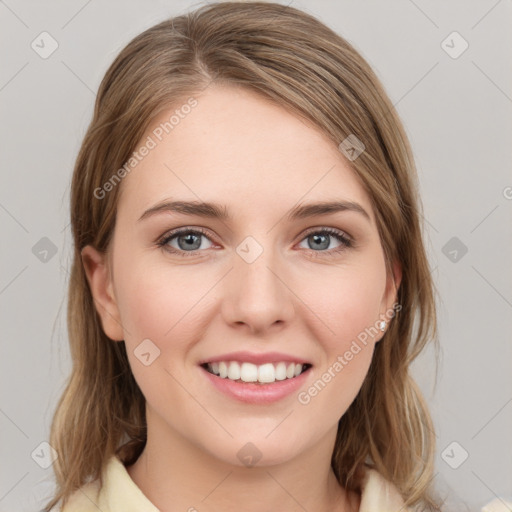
[{"xmin": 1, "ymin": 1, "xmax": 511, "ymax": 511}]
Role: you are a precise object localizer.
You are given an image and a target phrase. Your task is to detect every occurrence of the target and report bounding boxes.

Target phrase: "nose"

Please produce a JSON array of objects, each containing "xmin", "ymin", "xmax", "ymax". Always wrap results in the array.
[{"xmin": 221, "ymin": 245, "xmax": 295, "ymax": 336}]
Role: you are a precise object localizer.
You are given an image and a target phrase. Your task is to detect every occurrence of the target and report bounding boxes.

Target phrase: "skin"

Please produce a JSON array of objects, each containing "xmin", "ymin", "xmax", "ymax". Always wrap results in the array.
[{"xmin": 82, "ymin": 84, "xmax": 401, "ymax": 512}]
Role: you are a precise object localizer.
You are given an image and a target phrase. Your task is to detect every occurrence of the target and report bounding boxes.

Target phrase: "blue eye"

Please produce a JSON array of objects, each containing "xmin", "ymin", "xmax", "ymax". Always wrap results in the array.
[
  {"xmin": 156, "ymin": 227, "xmax": 352, "ymax": 258},
  {"xmin": 157, "ymin": 228, "xmax": 214, "ymax": 256},
  {"xmin": 299, "ymin": 228, "xmax": 352, "ymax": 254}
]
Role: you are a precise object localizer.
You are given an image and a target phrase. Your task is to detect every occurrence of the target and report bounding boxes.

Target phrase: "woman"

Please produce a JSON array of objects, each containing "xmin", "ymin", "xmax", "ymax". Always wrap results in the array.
[{"xmin": 44, "ymin": 2, "xmax": 441, "ymax": 510}]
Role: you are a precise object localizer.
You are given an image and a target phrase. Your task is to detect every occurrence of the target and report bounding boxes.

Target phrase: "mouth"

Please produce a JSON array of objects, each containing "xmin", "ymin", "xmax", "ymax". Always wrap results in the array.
[{"xmin": 201, "ymin": 361, "xmax": 313, "ymax": 384}]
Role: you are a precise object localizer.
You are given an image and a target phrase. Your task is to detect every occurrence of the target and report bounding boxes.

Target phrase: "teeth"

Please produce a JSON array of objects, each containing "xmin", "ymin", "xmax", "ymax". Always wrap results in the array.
[
  {"xmin": 205, "ymin": 361, "xmax": 308, "ymax": 383},
  {"xmin": 258, "ymin": 363, "xmax": 275, "ymax": 383},
  {"xmin": 275, "ymin": 362, "xmax": 287, "ymax": 381},
  {"xmin": 240, "ymin": 362, "xmax": 258, "ymax": 382},
  {"xmin": 227, "ymin": 361, "xmax": 241, "ymax": 380},
  {"xmin": 218, "ymin": 361, "xmax": 228, "ymax": 378}
]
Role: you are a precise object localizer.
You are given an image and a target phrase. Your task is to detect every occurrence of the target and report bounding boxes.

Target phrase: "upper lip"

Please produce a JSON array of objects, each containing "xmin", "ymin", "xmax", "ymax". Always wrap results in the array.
[{"xmin": 198, "ymin": 351, "xmax": 312, "ymax": 366}]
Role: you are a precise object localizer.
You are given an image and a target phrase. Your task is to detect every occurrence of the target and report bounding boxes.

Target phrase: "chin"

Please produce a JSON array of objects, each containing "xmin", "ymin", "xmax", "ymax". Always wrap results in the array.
[{"xmin": 214, "ymin": 432, "xmax": 307, "ymax": 469}]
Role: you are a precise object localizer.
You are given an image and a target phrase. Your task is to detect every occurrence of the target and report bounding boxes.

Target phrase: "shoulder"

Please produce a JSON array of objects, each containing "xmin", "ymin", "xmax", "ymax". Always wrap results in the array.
[
  {"xmin": 59, "ymin": 478, "xmax": 101, "ymax": 512},
  {"xmin": 60, "ymin": 457, "xmax": 411, "ymax": 512},
  {"xmin": 60, "ymin": 455, "xmax": 159, "ymax": 512},
  {"xmin": 359, "ymin": 465, "xmax": 412, "ymax": 512}
]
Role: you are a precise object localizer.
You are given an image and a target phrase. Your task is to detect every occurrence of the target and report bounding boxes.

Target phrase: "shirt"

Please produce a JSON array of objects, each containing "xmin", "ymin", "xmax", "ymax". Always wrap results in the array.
[{"xmin": 61, "ymin": 454, "xmax": 410, "ymax": 511}]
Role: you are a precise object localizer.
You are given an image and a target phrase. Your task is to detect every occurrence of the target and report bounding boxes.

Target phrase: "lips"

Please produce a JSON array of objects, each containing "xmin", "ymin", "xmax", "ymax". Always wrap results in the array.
[
  {"xmin": 203, "ymin": 360, "xmax": 311, "ymax": 384},
  {"xmin": 200, "ymin": 362, "xmax": 312, "ymax": 404},
  {"xmin": 198, "ymin": 350, "xmax": 311, "ymax": 366},
  {"xmin": 200, "ymin": 352, "xmax": 311, "ymax": 384},
  {"xmin": 198, "ymin": 351, "xmax": 313, "ymax": 400}
]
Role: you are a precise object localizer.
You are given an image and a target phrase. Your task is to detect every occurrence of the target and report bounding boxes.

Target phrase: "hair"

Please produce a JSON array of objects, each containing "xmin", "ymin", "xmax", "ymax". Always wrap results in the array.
[{"xmin": 44, "ymin": 2, "xmax": 442, "ymax": 510}]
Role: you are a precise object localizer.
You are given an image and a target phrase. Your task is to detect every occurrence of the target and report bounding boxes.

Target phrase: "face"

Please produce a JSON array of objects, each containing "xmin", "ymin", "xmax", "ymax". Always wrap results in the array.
[{"xmin": 82, "ymin": 84, "xmax": 400, "ymax": 468}]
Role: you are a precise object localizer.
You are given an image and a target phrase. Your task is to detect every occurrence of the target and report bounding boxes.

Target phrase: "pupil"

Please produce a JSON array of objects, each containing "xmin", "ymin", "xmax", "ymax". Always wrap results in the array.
[
  {"xmin": 310, "ymin": 233, "xmax": 329, "ymax": 250},
  {"xmin": 179, "ymin": 233, "xmax": 201, "ymax": 250}
]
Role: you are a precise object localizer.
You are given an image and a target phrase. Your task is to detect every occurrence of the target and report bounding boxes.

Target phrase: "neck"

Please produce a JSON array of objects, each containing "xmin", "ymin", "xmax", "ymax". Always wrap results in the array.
[{"xmin": 126, "ymin": 410, "xmax": 359, "ymax": 512}]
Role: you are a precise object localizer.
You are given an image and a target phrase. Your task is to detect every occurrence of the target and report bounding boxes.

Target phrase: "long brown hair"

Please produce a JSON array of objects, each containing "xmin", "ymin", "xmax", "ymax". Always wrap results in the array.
[{"xmin": 44, "ymin": 2, "xmax": 441, "ymax": 510}]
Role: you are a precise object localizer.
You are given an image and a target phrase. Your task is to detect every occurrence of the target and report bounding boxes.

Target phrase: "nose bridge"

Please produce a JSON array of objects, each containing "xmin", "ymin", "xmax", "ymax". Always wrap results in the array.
[{"xmin": 222, "ymin": 235, "xmax": 294, "ymax": 333}]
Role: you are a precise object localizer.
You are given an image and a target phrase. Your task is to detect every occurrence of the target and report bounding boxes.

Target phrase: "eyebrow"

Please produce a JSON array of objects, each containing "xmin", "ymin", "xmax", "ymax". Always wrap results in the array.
[{"xmin": 137, "ymin": 199, "xmax": 371, "ymax": 223}]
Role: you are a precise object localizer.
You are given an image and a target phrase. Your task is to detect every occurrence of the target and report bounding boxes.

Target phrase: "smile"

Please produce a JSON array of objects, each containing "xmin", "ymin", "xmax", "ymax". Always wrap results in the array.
[{"xmin": 202, "ymin": 361, "xmax": 312, "ymax": 384}]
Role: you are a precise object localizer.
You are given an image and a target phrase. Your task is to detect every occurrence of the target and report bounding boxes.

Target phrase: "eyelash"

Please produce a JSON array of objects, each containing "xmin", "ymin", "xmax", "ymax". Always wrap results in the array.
[{"xmin": 156, "ymin": 227, "xmax": 353, "ymax": 258}]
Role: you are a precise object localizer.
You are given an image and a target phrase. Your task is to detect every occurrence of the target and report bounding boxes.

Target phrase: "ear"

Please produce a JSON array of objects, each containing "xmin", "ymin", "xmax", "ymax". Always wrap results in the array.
[
  {"xmin": 377, "ymin": 258, "xmax": 402, "ymax": 340},
  {"xmin": 81, "ymin": 245, "xmax": 124, "ymax": 341}
]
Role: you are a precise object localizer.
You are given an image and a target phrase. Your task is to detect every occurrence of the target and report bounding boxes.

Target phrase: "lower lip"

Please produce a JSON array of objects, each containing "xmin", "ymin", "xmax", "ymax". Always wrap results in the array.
[{"xmin": 200, "ymin": 366, "xmax": 311, "ymax": 404}]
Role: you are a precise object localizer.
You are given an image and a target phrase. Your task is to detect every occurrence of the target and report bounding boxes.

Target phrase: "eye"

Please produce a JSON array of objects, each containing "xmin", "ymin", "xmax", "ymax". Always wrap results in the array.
[
  {"xmin": 157, "ymin": 228, "xmax": 215, "ymax": 257},
  {"xmin": 297, "ymin": 228, "xmax": 352, "ymax": 256},
  {"xmin": 156, "ymin": 226, "xmax": 353, "ymax": 258}
]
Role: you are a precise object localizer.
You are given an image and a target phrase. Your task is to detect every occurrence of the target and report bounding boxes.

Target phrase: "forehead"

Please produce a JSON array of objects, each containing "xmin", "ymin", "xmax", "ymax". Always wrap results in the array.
[{"xmin": 117, "ymin": 85, "xmax": 374, "ymax": 224}]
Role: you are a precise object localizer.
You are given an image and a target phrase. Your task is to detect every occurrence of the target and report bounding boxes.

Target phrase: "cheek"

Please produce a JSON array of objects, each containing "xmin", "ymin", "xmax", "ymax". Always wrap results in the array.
[
  {"xmin": 114, "ymin": 257, "xmax": 215, "ymax": 349},
  {"xmin": 297, "ymin": 260, "xmax": 385, "ymax": 350},
  {"xmin": 113, "ymin": 260, "xmax": 211, "ymax": 400},
  {"xmin": 296, "ymin": 270, "xmax": 380, "ymax": 417}
]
